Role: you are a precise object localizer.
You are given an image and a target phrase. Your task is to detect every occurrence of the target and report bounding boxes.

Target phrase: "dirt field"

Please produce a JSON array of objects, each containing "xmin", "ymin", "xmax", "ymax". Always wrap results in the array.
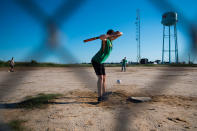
[{"xmin": 0, "ymin": 67, "xmax": 197, "ymax": 131}]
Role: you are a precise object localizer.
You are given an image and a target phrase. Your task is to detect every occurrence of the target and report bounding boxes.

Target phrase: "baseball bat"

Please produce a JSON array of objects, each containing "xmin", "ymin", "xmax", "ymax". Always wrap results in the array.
[{"xmin": 83, "ymin": 36, "xmax": 100, "ymax": 43}]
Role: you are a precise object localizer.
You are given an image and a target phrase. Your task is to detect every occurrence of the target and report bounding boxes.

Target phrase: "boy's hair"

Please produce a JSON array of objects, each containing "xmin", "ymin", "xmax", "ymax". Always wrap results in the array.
[{"xmin": 107, "ymin": 29, "xmax": 115, "ymax": 35}]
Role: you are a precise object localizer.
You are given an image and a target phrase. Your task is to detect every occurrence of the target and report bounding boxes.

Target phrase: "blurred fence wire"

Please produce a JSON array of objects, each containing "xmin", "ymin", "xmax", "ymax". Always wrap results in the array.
[
  {"xmin": 114, "ymin": 0, "xmax": 197, "ymax": 130},
  {"xmin": 0, "ymin": 0, "xmax": 197, "ymax": 130}
]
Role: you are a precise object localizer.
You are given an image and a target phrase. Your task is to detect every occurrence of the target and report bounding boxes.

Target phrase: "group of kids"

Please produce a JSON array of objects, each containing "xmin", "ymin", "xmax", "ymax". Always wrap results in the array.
[{"xmin": 8, "ymin": 29, "xmax": 124, "ymax": 103}]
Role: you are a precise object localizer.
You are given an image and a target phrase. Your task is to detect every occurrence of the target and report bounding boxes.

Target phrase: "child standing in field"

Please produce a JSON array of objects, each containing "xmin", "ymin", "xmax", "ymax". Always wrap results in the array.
[
  {"xmin": 121, "ymin": 57, "xmax": 127, "ymax": 72},
  {"xmin": 9, "ymin": 57, "xmax": 15, "ymax": 72},
  {"xmin": 91, "ymin": 29, "xmax": 123, "ymax": 102}
]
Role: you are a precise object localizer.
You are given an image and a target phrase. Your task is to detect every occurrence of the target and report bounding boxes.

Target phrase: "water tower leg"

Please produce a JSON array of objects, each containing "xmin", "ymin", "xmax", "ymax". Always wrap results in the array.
[
  {"xmin": 174, "ymin": 24, "xmax": 178, "ymax": 63},
  {"xmin": 169, "ymin": 26, "xmax": 171, "ymax": 64},
  {"xmin": 162, "ymin": 26, "xmax": 165, "ymax": 64},
  {"xmin": 174, "ymin": 25, "xmax": 177, "ymax": 63}
]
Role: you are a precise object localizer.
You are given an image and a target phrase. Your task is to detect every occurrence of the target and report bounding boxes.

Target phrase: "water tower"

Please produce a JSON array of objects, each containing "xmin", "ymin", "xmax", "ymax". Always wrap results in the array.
[{"xmin": 161, "ymin": 12, "xmax": 178, "ymax": 64}]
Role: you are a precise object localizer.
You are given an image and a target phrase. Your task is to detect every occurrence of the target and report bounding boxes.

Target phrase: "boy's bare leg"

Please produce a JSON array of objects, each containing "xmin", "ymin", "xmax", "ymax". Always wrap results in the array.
[
  {"xmin": 9, "ymin": 67, "xmax": 14, "ymax": 72},
  {"xmin": 103, "ymin": 75, "xmax": 106, "ymax": 95},
  {"xmin": 97, "ymin": 75, "xmax": 103, "ymax": 98}
]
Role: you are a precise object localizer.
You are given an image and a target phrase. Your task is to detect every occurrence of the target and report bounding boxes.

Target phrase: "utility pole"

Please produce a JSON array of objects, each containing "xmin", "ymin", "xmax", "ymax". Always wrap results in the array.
[{"xmin": 136, "ymin": 9, "xmax": 141, "ymax": 63}]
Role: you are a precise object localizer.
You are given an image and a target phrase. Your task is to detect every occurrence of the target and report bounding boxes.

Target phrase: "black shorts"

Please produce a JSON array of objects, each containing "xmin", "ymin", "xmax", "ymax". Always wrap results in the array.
[
  {"xmin": 91, "ymin": 60, "xmax": 106, "ymax": 75},
  {"xmin": 10, "ymin": 65, "xmax": 14, "ymax": 68}
]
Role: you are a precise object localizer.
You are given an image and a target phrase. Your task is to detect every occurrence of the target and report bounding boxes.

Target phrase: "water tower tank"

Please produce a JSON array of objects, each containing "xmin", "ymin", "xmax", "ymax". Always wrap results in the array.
[{"xmin": 161, "ymin": 12, "xmax": 178, "ymax": 26}]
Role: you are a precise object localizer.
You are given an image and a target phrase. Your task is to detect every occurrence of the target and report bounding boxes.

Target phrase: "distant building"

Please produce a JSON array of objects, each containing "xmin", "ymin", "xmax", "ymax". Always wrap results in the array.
[
  {"xmin": 149, "ymin": 61, "xmax": 154, "ymax": 64},
  {"xmin": 155, "ymin": 60, "xmax": 161, "ymax": 64},
  {"xmin": 140, "ymin": 58, "xmax": 148, "ymax": 64}
]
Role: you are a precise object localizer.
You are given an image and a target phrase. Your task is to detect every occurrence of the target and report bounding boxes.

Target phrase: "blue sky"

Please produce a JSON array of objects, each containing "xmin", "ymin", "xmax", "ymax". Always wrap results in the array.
[{"xmin": 0, "ymin": 0, "xmax": 197, "ymax": 63}]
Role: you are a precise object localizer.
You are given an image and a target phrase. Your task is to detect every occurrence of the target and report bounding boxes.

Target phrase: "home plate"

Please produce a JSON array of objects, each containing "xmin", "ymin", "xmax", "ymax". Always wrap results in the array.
[{"xmin": 127, "ymin": 97, "xmax": 152, "ymax": 103}]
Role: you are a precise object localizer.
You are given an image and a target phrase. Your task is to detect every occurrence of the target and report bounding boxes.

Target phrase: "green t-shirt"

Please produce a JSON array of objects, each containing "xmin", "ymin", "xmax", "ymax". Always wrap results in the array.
[
  {"xmin": 92, "ymin": 39, "xmax": 113, "ymax": 64},
  {"xmin": 122, "ymin": 59, "xmax": 127, "ymax": 65}
]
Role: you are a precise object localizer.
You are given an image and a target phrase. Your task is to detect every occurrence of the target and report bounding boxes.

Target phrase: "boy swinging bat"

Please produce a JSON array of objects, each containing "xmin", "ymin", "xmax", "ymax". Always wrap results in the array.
[{"xmin": 84, "ymin": 29, "xmax": 123, "ymax": 102}]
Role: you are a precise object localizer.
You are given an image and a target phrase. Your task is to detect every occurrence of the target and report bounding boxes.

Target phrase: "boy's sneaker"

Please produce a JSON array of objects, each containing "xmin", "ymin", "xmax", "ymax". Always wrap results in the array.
[
  {"xmin": 102, "ymin": 96, "xmax": 108, "ymax": 101},
  {"xmin": 97, "ymin": 97, "xmax": 102, "ymax": 103}
]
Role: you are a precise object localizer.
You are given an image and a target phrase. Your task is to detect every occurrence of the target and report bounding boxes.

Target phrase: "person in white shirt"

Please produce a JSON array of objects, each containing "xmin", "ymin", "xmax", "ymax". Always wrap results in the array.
[{"xmin": 9, "ymin": 57, "xmax": 15, "ymax": 72}]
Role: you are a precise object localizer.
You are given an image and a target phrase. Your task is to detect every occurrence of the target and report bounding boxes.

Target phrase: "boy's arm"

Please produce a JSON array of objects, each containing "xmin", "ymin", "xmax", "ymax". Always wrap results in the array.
[
  {"xmin": 99, "ymin": 31, "xmax": 122, "ymax": 41},
  {"xmin": 102, "ymin": 40, "xmax": 106, "ymax": 52},
  {"xmin": 110, "ymin": 31, "xmax": 123, "ymax": 40},
  {"xmin": 99, "ymin": 31, "xmax": 123, "ymax": 51},
  {"xmin": 99, "ymin": 35, "xmax": 108, "ymax": 52},
  {"xmin": 99, "ymin": 34, "xmax": 109, "ymax": 41}
]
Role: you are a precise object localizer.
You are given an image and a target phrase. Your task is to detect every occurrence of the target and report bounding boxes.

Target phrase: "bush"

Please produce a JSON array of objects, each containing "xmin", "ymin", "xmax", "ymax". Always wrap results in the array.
[
  {"xmin": 31, "ymin": 60, "xmax": 38, "ymax": 65},
  {"xmin": 0, "ymin": 60, "xmax": 9, "ymax": 67}
]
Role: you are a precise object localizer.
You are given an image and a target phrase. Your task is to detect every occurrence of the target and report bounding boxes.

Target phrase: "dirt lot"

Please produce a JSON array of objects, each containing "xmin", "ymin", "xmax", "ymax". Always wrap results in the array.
[{"xmin": 0, "ymin": 67, "xmax": 197, "ymax": 131}]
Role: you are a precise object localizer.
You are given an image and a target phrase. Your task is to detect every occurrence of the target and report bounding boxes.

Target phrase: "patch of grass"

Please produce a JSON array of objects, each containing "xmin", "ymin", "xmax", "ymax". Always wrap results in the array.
[
  {"xmin": 169, "ymin": 63, "xmax": 197, "ymax": 67},
  {"xmin": 17, "ymin": 93, "xmax": 62, "ymax": 109},
  {"xmin": 0, "ymin": 60, "xmax": 9, "ymax": 67},
  {"xmin": 8, "ymin": 119, "xmax": 27, "ymax": 131}
]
